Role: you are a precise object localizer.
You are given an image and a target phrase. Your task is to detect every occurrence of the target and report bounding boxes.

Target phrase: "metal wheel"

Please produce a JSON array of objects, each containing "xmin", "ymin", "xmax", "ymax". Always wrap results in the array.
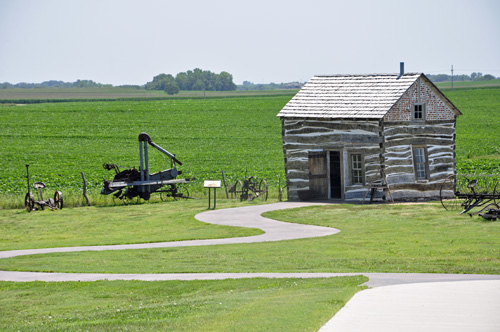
[
  {"xmin": 160, "ymin": 185, "xmax": 175, "ymax": 201},
  {"xmin": 54, "ymin": 191, "xmax": 63, "ymax": 210},
  {"xmin": 258, "ymin": 179, "xmax": 268, "ymax": 201},
  {"xmin": 493, "ymin": 179, "xmax": 500, "ymax": 205},
  {"xmin": 24, "ymin": 193, "xmax": 34, "ymax": 212},
  {"xmin": 440, "ymin": 175, "xmax": 462, "ymax": 211},
  {"xmin": 173, "ymin": 185, "xmax": 190, "ymax": 200},
  {"xmin": 230, "ymin": 180, "xmax": 242, "ymax": 199}
]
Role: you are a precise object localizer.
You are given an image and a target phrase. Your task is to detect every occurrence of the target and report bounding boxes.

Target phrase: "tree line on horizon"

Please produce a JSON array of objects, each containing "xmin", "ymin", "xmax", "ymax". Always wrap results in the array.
[
  {"xmin": 145, "ymin": 68, "xmax": 236, "ymax": 95},
  {"xmin": 0, "ymin": 79, "xmax": 113, "ymax": 89},
  {"xmin": 1, "ymin": 71, "xmax": 497, "ymax": 91},
  {"xmin": 0, "ymin": 69, "xmax": 237, "ymax": 94},
  {"xmin": 426, "ymin": 72, "xmax": 496, "ymax": 83}
]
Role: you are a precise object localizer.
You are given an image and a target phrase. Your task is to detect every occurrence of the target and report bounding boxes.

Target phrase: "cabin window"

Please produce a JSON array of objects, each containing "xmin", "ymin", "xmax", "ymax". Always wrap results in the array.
[
  {"xmin": 350, "ymin": 154, "xmax": 364, "ymax": 185},
  {"xmin": 413, "ymin": 146, "xmax": 428, "ymax": 180},
  {"xmin": 412, "ymin": 103, "xmax": 426, "ymax": 121}
]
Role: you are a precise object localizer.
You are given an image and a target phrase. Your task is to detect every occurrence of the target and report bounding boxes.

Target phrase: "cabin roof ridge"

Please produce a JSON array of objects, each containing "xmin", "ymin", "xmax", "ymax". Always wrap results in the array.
[{"xmin": 277, "ymin": 73, "xmax": 460, "ymax": 119}]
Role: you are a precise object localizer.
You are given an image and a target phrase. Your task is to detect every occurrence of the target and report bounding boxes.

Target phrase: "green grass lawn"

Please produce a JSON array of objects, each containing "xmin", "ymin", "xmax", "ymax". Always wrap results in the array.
[
  {"xmin": 0, "ymin": 277, "xmax": 366, "ymax": 332},
  {"xmin": 2, "ymin": 202, "xmax": 499, "ymax": 275},
  {"xmin": 1, "ymin": 199, "xmax": 499, "ymax": 330},
  {"xmin": 0, "ymin": 200, "xmax": 263, "ymax": 251}
]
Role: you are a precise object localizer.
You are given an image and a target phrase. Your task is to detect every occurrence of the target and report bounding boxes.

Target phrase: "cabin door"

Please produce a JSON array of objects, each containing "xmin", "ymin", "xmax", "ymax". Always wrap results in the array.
[
  {"xmin": 308, "ymin": 151, "xmax": 328, "ymax": 199},
  {"xmin": 330, "ymin": 151, "xmax": 342, "ymax": 199}
]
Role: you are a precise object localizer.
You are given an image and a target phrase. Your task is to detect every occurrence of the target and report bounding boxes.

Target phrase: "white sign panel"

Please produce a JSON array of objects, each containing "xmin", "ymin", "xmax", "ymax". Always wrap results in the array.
[{"xmin": 204, "ymin": 180, "xmax": 221, "ymax": 188}]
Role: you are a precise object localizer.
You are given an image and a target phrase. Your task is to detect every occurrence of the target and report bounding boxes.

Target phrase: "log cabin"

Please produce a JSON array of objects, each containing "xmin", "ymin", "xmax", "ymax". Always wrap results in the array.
[{"xmin": 277, "ymin": 70, "xmax": 462, "ymax": 202}]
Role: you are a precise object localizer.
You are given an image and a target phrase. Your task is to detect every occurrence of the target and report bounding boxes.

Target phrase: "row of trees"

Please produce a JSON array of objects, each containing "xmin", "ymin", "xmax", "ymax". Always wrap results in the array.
[
  {"xmin": 427, "ymin": 72, "xmax": 496, "ymax": 83},
  {"xmin": 145, "ymin": 69, "xmax": 237, "ymax": 94},
  {"xmin": 0, "ymin": 80, "xmax": 112, "ymax": 89},
  {"xmin": 238, "ymin": 81, "xmax": 304, "ymax": 91}
]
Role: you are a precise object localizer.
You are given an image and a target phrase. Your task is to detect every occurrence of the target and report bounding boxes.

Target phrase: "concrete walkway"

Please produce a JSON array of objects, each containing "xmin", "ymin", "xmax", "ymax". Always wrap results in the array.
[
  {"xmin": 319, "ymin": 280, "xmax": 500, "ymax": 332},
  {"xmin": 1, "ymin": 202, "xmax": 499, "ymax": 331}
]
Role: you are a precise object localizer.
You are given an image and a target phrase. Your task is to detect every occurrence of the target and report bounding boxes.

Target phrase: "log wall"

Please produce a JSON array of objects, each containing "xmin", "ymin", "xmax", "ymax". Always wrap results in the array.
[{"xmin": 281, "ymin": 118, "xmax": 382, "ymax": 201}]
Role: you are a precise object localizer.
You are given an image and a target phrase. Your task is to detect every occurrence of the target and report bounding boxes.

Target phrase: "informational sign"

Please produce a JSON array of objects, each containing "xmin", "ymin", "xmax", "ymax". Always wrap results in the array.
[
  {"xmin": 204, "ymin": 180, "xmax": 221, "ymax": 188},
  {"xmin": 204, "ymin": 180, "xmax": 221, "ymax": 209}
]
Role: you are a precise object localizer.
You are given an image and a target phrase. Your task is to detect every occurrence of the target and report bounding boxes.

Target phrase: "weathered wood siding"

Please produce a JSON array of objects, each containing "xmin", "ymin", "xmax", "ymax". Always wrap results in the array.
[
  {"xmin": 382, "ymin": 121, "xmax": 456, "ymax": 200},
  {"xmin": 382, "ymin": 78, "xmax": 457, "ymax": 200},
  {"xmin": 281, "ymin": 118, "xmax": 382, "ymax": 200}
]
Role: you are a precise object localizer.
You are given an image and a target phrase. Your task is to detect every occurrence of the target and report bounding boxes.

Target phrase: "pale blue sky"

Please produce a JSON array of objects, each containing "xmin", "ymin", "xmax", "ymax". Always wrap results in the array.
[{"xmin": 1, "ymin": 0, "xmax": 499, "ymax": 85}]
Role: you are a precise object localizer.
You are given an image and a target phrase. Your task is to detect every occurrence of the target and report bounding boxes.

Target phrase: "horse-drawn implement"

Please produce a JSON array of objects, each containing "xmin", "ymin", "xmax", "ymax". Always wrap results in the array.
[
  {"xmin": 228, "ymin": 176, "xmax": 268, "ymax": 201},
  {"xmin": 439, "ymin": 174, "xmax": 500, "ymax": 219},
  {"xmin": 101, "ymin": 132, "xmax": 193, "ymax": 202},
  {"xmin": 24, "ymin": 164, "xmax": 63, "ymax": 212}
]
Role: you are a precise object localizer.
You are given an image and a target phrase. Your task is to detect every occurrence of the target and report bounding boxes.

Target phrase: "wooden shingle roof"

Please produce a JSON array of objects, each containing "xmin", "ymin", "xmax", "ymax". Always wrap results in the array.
[{"xmin": 277, "ymin": 73, "xmax": 422, "ymax": 119}]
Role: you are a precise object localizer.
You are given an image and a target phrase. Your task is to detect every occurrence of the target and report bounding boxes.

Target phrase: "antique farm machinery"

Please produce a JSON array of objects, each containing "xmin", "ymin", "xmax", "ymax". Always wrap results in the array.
[
  {"xmin": 101, "ymin": 132, "xmax": 193, "ymax": 202},
  {"xmin": 229, "ymin": 176, "xmax": 268, "ymax": 201},
  {"xmin": 440, "ymin": 174, "xmax": 500, "ymax": 218},
  {"xmin": 24, "ymin": 164, "xmax": 63, "ymax": 212}
]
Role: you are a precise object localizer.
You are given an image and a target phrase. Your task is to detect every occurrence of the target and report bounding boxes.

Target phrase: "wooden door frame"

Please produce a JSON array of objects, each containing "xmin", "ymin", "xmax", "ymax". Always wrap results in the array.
[
  {"xmin": 308, "ymin": 150, "xmax": 345, "ymax": 200},
  {"xmin": 308, "ymin": 151, "xmax": 328, "ymax": 199},
  {"xmin": 328, "ymin": 150, "xmax": 344, "ymax": 200}
]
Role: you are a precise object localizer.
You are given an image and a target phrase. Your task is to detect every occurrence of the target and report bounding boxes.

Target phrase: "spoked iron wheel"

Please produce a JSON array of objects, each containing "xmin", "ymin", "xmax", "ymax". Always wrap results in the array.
[
  {"xmin": 24, "ymin": 193, "xmax": 34, "ymax": 212},
  {"xmin": 54, "ymin": 191, "xmax": 63, "ymax": 210},
  {"xmin": 173, "ymin": 185, "xmax": 190, "ymax": 200},
  {"xmin": 258, "ymin": 179, "xmax": 268, "ymax": 201},
  {"xmin": 230, "ymin": 180, "xmax": 243, "ymax": 199},
  {"xmin": 160, "ymin": 185, "xmax": 176, "ymax": 201},
  {"xmin": 440, "ymin": 175, "xmax": 462, "ymax": 211},
  {"xmin": 493, "ymin": 179, "xmax": 500, "ymax": 205}
]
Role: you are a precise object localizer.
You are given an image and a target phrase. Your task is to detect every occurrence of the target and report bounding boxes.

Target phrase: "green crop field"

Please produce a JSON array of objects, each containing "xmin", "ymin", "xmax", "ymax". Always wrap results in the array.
[
  {"xmin": 0, "ymin": 87, "xmax": 499, "ymax": 208},
  {"xmin": 435, "ymin": 78, "xmax": 500, "ymax": 90},
  {"xmin": 447, "ymin": 87, "xmax": 500, "ymax": 174},
  {"xmin": 0, "ymin": 87, "xmax": 297, "ymax": 103},
  {"xmin": 0, "ymin": 94, "xmax": 294, "ymax": 207}
]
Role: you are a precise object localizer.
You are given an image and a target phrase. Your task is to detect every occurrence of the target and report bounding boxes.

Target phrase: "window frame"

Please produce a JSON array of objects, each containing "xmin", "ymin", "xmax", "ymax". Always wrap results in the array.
[
  {"xmin": 349, "ymin": 153, "xmax": 364, "ymax": 186},
  {"xmin": 412, "ymin": 145, "xmax": 429, "ymax": 181},
  {"xmin": 412, "ymin": 103, "xmax": 426, "ymax": 121}
]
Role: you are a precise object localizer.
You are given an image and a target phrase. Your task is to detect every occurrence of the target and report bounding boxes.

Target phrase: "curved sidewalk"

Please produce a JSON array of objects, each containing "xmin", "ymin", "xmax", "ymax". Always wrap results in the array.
[{"xmin": 0, "ymin": 202, "xmax": 335, "ymax": 260}]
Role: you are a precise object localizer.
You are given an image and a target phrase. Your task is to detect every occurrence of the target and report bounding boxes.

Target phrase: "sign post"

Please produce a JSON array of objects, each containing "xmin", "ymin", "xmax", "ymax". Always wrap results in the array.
[{"xmin": 204, "ymin": 180, "xmax": 221, "ymax": 209}]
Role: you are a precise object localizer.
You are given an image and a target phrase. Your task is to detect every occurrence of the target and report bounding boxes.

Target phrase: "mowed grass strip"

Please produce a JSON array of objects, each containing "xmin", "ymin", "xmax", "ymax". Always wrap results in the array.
[
  {"xmin": 0, "ymin": 200, "xmax": 263, "ymax": 251},
  {"xmin": 1, "ymin": 203, "xmax": 499, "ymax": 274},
  {"xmin": 0, "ymin": 277, "xmax": 366, "ymax": 332}
]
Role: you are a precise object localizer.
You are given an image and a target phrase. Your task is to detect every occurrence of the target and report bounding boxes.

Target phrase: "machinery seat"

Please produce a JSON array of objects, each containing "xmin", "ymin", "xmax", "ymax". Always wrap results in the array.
[{"xmin": 33, "ymin": 182, "xmax": 45, "ymax": 189}]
